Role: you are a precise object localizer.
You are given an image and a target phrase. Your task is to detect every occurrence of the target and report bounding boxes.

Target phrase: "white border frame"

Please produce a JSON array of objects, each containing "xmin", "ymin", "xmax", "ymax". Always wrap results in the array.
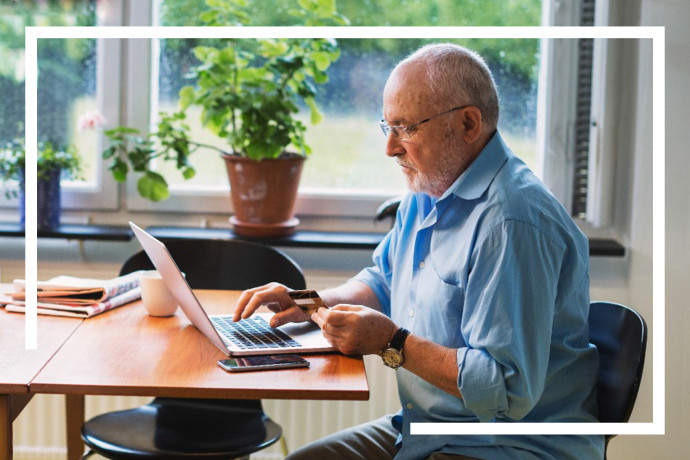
[{"xmin": 25, "ymin": 26, "xmax": 664, "ymax": 437}]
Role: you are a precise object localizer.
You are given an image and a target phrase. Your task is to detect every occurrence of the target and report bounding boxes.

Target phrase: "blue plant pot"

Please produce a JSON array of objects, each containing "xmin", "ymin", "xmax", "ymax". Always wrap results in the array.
[{"xmin": 19, "ymin": 168, "xmax": 62, "ymax": 230}]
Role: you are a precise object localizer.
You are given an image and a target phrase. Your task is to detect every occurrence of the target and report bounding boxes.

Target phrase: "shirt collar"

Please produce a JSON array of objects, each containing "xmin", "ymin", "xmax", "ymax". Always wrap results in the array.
[
  {"xmin": 414, "ymin": 131, "xmax": 510, "ymax": 226},
  {"xmin": 444, "ymin": 130, "xmax": 509, "ymax": 202}
]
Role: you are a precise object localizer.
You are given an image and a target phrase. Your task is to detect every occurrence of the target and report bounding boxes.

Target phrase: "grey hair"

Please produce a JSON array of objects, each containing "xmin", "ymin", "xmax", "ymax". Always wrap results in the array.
[{"xmin": 398, "ymin": 43, "xmax": 500, "ymax": 131}]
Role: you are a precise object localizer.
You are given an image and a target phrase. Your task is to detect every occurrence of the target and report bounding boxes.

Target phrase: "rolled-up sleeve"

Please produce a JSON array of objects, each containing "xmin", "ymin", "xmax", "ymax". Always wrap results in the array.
[
  {"xmin": 353, "ymin": 216, "xmax": 401, "ymax": 317},
  {"xmin": 457, "ymin": 219, "xmax": 565, "ymax": 422}
]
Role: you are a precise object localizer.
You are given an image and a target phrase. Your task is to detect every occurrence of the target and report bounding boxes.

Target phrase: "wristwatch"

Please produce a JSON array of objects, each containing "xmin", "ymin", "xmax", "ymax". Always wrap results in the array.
[{"xmin": 380, "ymin": 327, "xmax": 410, "ymax": 369}]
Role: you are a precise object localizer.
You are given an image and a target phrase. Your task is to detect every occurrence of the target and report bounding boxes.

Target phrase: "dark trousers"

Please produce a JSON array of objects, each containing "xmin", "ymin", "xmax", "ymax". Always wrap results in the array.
[{"xmin": 285, "ymin": 415, "xmax": 483, "ymax": 460}]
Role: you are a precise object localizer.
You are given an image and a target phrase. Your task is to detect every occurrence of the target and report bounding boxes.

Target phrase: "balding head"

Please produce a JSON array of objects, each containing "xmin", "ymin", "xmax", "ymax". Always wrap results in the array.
[{"xmin": 394, "ymin": 43, "xmax": 500, "ymax": 134}]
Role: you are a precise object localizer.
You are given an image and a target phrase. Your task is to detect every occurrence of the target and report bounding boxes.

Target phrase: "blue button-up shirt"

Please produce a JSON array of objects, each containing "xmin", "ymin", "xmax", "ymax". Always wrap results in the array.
[{"xmin": 355, "ymin": 132, "xmax": 604, "ymax": 460}]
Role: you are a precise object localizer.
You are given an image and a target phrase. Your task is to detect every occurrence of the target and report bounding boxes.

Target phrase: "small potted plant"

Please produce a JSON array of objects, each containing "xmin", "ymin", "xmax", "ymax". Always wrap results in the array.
[
  {"xmin": 0, "ymin": 138, "xmax": 82, "ymax": 230},
  {"xmin": 102, "ymin": 0, "xmax": 348, "ymax": 237},
  {"xmin": 1, "ymin": 111, "xmax": 104, "ymax": 229}
]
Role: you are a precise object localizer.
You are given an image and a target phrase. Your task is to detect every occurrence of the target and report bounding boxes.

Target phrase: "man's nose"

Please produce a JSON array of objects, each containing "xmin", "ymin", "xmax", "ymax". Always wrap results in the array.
[{"xmin": 385, "ymin": 133, "xmax": 404, "ymax": 158}]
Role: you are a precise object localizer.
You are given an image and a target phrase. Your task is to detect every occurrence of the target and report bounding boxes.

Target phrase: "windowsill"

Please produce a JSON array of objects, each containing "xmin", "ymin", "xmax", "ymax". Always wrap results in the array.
[
  {"xmin": 0, "ymin": 222, "xmax": 626, "ymax": 257},
  {"xmin": 0, "ymin": 222, "xmax": 132, "ymax": 241}
]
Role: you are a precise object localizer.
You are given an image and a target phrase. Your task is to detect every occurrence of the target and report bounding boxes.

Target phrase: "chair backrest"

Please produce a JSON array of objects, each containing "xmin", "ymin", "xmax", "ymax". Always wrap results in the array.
[
  {"xmin": 120, "ymin": 238, "xmax": 306, "ymax": 291},
  {"xmin": 588, "ymin": 301, "xmax": 647, "ymax": 425}
]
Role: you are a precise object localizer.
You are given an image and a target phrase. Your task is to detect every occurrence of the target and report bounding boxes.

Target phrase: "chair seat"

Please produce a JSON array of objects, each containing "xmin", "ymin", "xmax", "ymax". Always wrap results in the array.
[{"xmin": 81, "ymin": 398, "xmax": 282, "ymax": 460}]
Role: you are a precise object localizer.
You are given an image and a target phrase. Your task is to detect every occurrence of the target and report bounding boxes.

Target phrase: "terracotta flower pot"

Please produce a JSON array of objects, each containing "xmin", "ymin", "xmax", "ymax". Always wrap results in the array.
[{"xmin": 222, "ymin": 153, "xmax": 305, "ymax": 237}]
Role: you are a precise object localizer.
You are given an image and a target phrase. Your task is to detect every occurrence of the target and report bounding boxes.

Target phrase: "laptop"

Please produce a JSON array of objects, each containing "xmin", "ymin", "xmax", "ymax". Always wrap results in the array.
[{"xmin": 129, "ymin": 222, "xmax": 335, "ymax": 357}]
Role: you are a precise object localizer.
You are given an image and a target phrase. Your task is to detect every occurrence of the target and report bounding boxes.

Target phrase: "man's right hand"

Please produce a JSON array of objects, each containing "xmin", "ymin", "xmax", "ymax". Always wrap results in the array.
[{"xmin": 232, "ymin": 282, "xmax": 311, "ymax": 328}]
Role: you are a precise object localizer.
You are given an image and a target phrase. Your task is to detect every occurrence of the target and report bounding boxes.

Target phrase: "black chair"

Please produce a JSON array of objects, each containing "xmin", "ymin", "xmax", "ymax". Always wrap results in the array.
[
  {"xmin": 375, "ymin": 195, "xmax": 403, "ymax": 228},
  {"xmin": 81, "ymin": 238, "xmax": 306, "ymax": 460},
  {"xmin": 588, "ymin": 301, "xmax": 647, "ymax": 458},
  {"xmin": 118, "ymin": 238, "xmax": 306, "ymax": 291}
]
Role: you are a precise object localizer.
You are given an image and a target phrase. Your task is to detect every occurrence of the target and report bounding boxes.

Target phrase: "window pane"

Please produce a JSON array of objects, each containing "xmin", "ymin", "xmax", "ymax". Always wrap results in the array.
[
  {"xmin": 0, "ymin": 1, "xmax": 97, "ymax": 184},
  {"xmin": 155, "ymin": 0, "xmax": 541, "ymax": 195},
  {"xmin": 38, "ymin": 37, "xmax": 98, "ymax": 184}
]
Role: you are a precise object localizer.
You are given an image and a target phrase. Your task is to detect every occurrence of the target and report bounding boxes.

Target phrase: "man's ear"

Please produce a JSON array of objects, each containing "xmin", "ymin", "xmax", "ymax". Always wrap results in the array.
[{"xmin": 460, "ymin": 106, "xmax": 483, "ymax": 144}]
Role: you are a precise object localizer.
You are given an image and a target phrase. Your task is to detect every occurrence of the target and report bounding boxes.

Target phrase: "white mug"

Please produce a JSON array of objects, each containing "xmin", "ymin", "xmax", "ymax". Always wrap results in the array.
[{"xmin": 139, "ymin": 270, "xmax": 179, "ymax": 317}]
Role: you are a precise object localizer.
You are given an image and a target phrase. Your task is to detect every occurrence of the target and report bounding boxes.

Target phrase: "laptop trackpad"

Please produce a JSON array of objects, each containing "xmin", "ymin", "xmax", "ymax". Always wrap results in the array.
[{"xmin": 277, "ymin": 320, "xmax": 330, "ymax": 347}]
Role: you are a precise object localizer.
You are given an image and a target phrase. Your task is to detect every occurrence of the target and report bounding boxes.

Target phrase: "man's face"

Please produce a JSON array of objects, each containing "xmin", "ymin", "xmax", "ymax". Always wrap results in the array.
[{"xmin": 382, "ymin": 63, "xmax": 466, "ymax": 198}]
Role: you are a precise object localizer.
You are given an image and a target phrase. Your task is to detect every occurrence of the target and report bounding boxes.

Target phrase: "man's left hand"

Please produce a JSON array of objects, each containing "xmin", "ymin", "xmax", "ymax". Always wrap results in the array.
[{"xmin": 311, "ymin": 305, "xmax": 398, "ymax": 356}]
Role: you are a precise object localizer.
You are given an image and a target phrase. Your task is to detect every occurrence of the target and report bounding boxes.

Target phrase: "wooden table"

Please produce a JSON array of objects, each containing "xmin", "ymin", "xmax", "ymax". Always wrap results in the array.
[
  {"xmin": 0, "ymin": 294, "xmax": 83, "ymax": 460},
  {"xmin": 30, "ymin": 290, "xmax": 369, "ymax": 460}
]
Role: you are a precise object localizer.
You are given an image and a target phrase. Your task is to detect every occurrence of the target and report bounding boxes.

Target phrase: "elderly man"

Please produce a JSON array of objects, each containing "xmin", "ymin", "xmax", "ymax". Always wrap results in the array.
[{"xmin": 234, "ymin": 43, "xmax": 604, "ymax": 460}]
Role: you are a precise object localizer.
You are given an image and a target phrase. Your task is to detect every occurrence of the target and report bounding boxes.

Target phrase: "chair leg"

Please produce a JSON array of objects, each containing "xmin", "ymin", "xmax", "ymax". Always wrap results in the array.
[{"xmin": 79, "ymin": 449, "xmax": 95, "ymax": 460}]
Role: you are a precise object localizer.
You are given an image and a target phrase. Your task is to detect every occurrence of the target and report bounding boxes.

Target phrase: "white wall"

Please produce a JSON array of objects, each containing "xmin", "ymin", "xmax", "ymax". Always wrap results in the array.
[{"xmin": 606, "ymin": 0, "xmax": 690, "ymax": 458}]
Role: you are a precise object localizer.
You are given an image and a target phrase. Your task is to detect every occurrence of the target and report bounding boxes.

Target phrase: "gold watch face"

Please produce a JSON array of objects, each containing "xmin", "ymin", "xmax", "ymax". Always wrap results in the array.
[{"xmin": 382, "ymin": 348, "xmax": 404, "ymax": 368}]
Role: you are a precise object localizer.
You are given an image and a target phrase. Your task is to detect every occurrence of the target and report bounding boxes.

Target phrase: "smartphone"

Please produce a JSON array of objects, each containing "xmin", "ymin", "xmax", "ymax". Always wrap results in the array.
[{"xmin": 217, "ymin": 354, "xmax": 310, "ymax": 372}]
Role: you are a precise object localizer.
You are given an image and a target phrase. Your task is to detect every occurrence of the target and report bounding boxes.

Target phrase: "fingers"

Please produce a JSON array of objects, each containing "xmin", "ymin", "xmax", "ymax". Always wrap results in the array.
[
  {"xmin": 310, "ymin": 307, "xmax": 329, "ymax": 329},
  {"xmin": 233, "ymin": 282, "xmax": 290, "ymax": 322},
  {"xmin": 311, "ymin": 305, "xmax": 398, "ymax": 356},
  {"xmin": 312, "ymin": 305, "xmax": 355, "ymax": 328},
  {"xmin": 233, "ymin": 282, "xmax": 313, "ymax": 326},
  {"xmin": 269, "ymin": 305, "xmax": 307, "ymax": 328}
]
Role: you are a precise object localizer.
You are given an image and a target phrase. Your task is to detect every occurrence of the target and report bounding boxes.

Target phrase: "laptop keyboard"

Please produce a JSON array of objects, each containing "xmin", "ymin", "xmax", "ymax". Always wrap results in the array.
[{"xmin": 211, "ymin": 315, "xmax": 301, "ymax": 350}]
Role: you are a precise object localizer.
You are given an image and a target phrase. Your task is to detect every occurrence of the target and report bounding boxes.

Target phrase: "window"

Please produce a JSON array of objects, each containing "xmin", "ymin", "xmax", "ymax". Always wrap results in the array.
[{"xmin": 123, "ymin": 0, "xmax": 542, "ymax": 218}]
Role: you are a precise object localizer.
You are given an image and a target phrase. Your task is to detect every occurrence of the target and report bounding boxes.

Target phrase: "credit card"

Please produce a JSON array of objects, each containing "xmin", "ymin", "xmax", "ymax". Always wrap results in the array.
[{"xmin": 288, "ymin": 290, "xmax": 327, "ymax": 315}]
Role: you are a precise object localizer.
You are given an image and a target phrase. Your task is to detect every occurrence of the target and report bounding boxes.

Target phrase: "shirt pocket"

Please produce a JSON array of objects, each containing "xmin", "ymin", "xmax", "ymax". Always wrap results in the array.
[{"xmin": 414, "ymin": 264, "xmax": 466, "ymax": 348}]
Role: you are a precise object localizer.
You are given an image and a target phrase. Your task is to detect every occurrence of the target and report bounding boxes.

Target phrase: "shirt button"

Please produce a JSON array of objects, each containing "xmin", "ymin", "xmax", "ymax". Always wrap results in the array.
[
  {"xmin": 419, "ymin": 261, "xmax": 425, "ymax": 269},
  {"xmin": 409, "ymin": 309, "xmax": 415, "ymax": 317},
  {"xmin": 406, "ymin": 403, "xmax": 414, "ymax": 410}
]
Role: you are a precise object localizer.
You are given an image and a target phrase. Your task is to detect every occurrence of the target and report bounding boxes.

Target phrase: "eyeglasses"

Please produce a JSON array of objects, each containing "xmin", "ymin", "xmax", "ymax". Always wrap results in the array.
[{"xmin": 379, "ymin": 105, "xmax": 471, "ymax": 141}]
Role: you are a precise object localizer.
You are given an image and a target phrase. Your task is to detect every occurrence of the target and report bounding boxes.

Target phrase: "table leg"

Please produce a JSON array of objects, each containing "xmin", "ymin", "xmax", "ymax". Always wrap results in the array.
[
  {"xmin": 0, "ymin": 393, "xmax": 33, "ymax": 460},
  {"xmin": 65, "ymin": 394, "xmax": 85, "ymax": 460},
  {"xmin": 0, "ymin": 395, "xmax": 11, "ymax": 460}
]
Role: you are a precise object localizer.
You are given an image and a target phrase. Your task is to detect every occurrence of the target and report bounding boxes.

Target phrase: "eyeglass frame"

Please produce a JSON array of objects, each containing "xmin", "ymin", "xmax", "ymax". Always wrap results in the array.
[{"xmin": 379, "ymin": 105, "xmax": 473, "ymax": 141}]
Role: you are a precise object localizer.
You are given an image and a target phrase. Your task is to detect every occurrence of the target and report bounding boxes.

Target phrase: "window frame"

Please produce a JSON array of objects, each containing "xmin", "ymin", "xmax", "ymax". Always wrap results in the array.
[{"xmin": 538, "ymin": 0, "xmax": 617, "ymax": 228}]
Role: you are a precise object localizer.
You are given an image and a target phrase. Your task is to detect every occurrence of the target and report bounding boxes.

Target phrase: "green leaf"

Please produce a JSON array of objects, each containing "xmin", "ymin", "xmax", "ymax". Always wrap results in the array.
[
  {"xmin": 297, "ymin": 0, "xmax": 319, "ymax": 12},
  {"xmin": 219, "ymin": 45, "xmax": 236, "ymax": 63},
  {"xmin": 193, "ymin": 46, "xmax": 212, "ymax": 62},
  {"xmin": 138, "ymin": 171, "xmax": 170, "ymax": 202},
  {"xmin": 182, "ymin": 166, "xmax": 196, "ymax": 180},
  {"xmin": 332, "ymin": 13, "xmax": 350, "ymax": 26},
  {"xmin": 110, "ymin": 158, "xmax": 128, "ymax": 182},
  {"xmin": 314, "ymin": 0, "xmax": 336, "ymax": 16},
  {"xmin": 105, "ymin": 126, "xmax": 139, "ymax": 136},
  {"xmin": 198, "ymin": 10, "xmax": 219, "ymax": 24},
  {"xmin": 312, "ymin": 51, "xmax": 331, "ymax": 71},
  {"xmin": 312, "ymin": 70, "xmax": 328, "ymax": 84},
  {"xmin": 178, "ymin": 86, "xmax": 196, "ymax": 110},
  {"xmin": 259, "ymin": 39, "xmax": 289, "ymax": 58},
  {"xmin": 102, "ymin": 145, "xmax": 116, "ymax": 160},
  {"xmin": 305, "ymin": 97, "xmax": 323, "ymax": 125}
]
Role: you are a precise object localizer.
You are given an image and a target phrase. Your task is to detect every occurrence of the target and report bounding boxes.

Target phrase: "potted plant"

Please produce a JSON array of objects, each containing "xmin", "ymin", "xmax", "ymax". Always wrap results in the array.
[
  {"xmin": 103, "ymin": 0, "xmax": 347, "ymax": 237},
  {"xmin": 0, "ymin": 138, "xmax": 83, "ymax": 230}
]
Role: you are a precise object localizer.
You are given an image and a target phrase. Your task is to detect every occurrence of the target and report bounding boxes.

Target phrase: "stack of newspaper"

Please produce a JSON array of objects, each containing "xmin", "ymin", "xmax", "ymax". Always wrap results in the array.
[{"xmin": 2, "ymin": 271, "xmax": 143, "ymax": 318}]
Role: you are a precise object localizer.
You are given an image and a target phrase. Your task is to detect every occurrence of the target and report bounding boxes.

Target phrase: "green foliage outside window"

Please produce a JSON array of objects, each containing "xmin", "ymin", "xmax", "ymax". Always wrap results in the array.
[{"xmin": 158, "ymin": 0, "xmax": 542, "ymax": 135}]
